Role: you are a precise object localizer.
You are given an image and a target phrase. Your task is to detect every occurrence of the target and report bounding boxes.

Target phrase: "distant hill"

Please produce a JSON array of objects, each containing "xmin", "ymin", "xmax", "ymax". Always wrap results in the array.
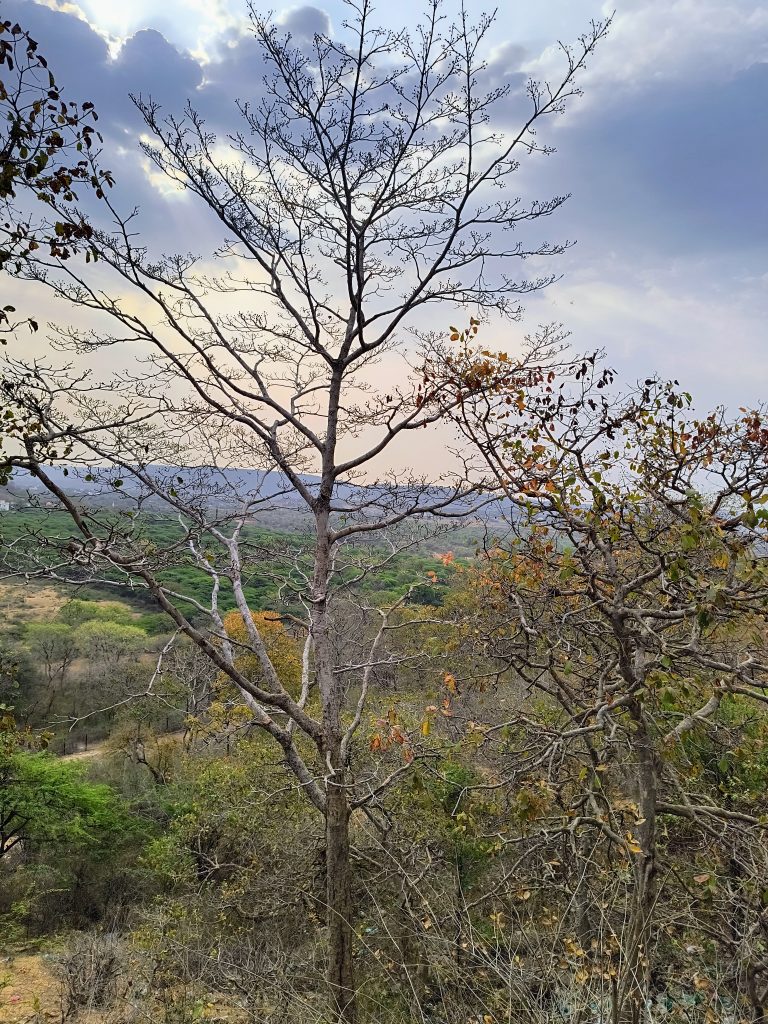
[{"xmin": 2, "ymin": 464, "xmax": 500, "ymax": 525}]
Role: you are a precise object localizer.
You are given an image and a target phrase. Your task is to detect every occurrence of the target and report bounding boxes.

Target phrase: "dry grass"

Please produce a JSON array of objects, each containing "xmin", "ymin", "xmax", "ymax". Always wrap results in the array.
[
  {"xmin": 0, "ymin": 954, "xmax": 60, "ymax": 1023},
  {"xmin": 0, "ymin": 582, "xmax": 66, "ymax": 626}
]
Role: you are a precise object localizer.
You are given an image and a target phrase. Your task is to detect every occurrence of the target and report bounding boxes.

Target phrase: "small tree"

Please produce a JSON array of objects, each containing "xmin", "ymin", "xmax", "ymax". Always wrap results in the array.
[
  {"xmin": 25, "ymin": 620, "xmax": 78, "ymax": 714},
  {"xmin": 74, "ymin": 620, "xmax": 146, "ymax": 666},
  {"xmin": 58, "ymin": 599, "xmax": 134, "ymax": 627},
  {"xmin": 444, "ymin": 357, "xmax": 768, "ymax": 1022}
]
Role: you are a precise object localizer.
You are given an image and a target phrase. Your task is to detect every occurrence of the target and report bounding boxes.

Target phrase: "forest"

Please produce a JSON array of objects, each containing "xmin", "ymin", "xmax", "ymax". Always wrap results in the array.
[{"xmin": 1, "ymin": 4, "xmax": 767, "ymax": 1024}]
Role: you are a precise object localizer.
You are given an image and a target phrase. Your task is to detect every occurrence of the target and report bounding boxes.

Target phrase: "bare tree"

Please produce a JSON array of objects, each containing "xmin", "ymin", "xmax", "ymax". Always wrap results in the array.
[{"xmin": 0, "ymin": 3, "xmax": 609, "ymax": 1018}]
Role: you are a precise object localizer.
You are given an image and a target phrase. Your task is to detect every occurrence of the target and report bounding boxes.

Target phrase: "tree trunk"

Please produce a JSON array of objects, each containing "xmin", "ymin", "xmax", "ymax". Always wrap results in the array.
[
  {"xmin": 326, "ymin": 775, "xmax": 356, "ymax": 1024},
  {"xmin": 620, "ymin": 699, "xmax": 658, "ymax": 1024},
  {"xmin": 572, "ymin": 832, "xmax": 595, "ymax": 956},
  {"xmin": 311, "ymin": 500, "xmax": 357, "ymax": 1022}
]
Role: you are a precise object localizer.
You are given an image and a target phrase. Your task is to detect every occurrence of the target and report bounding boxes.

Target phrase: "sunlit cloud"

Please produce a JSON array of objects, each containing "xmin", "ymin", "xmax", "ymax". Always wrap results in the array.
[{"xmin": 2, "ymin": 0, "xmax": 766, "ymax": 462}]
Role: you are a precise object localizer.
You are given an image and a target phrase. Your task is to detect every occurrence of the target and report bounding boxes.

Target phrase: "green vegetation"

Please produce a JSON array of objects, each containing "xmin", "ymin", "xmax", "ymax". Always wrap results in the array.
[
  {"xmin": 0, "ymin": 508, "xmax": 461, "ymax": 612},
  {"xmin": 0, "ymin": 744, "xmax": 132, "ymax": 860}
]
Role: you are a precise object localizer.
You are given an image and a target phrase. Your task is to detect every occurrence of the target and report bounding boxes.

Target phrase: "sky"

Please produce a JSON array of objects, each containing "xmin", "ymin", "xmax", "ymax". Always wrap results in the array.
[{"xmin": 2, "ymin": 0, "xmax": 767, "ymax": 460}]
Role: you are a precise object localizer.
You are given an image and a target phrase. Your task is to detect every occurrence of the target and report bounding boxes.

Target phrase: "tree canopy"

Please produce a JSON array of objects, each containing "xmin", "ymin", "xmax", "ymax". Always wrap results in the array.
[{"xmin": 0, "ymin": 739, "xmax": 132, "ymax": 860}]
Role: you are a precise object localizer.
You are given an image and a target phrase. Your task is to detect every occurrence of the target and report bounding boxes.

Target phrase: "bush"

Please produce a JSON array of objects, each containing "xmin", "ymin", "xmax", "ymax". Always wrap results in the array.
[
  {"xmin": 57, "ymin": 599, "xmax": 135, "ymax": 628},
  {"xmin": 54, "ymin": 931, "xmax": 124, "ymax": 1018}
]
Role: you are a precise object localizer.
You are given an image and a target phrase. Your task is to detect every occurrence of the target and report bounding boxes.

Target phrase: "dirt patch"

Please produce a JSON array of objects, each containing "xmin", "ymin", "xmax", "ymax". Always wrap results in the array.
[
  {"xmin": 0, "ymin": 953, "xmax": 60, "ymax": 1022},
  {"xmin": 0, "ymin": 949, "xmax": 253, "ymax": 1024},
  {"xmin": 0, "ymin": 582, "xmax": 65, "ymax": 628},
  {"xmin": 60, "ymin": 745, "xmax": 103, "ymax": 762}
]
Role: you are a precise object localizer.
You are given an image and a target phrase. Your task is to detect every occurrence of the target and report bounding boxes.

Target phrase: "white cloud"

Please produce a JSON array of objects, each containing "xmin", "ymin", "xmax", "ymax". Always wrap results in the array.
[
  {"xmin": 535, "ymin": 255, "xmax": 768, "ymax": 410},
  {"xmin": 30, "ymin": 0, "xmax": 123, "ymax": 54},
  {"xmin": 74, "ymin": 0, "xmax": 244, "ymax": 59},
  {"xmin": 595, "ymin": 0, "xmax": 768, "ymax": 84},
  {"xmin": 521, "ymin": 0, "xmax": 768, "ymax": 116}
]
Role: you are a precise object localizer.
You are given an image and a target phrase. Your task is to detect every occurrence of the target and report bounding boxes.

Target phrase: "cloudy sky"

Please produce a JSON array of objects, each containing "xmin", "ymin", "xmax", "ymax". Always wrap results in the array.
[{"xmin": 3, "ymin": 0, "xmax": 768, "ymax": 427}]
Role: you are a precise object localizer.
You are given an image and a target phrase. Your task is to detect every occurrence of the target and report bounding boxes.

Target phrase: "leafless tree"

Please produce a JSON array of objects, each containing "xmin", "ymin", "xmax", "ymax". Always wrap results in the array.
[{"xmin": 0, "ymin": 2, "xmax": 609, "ymax": 1018}]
